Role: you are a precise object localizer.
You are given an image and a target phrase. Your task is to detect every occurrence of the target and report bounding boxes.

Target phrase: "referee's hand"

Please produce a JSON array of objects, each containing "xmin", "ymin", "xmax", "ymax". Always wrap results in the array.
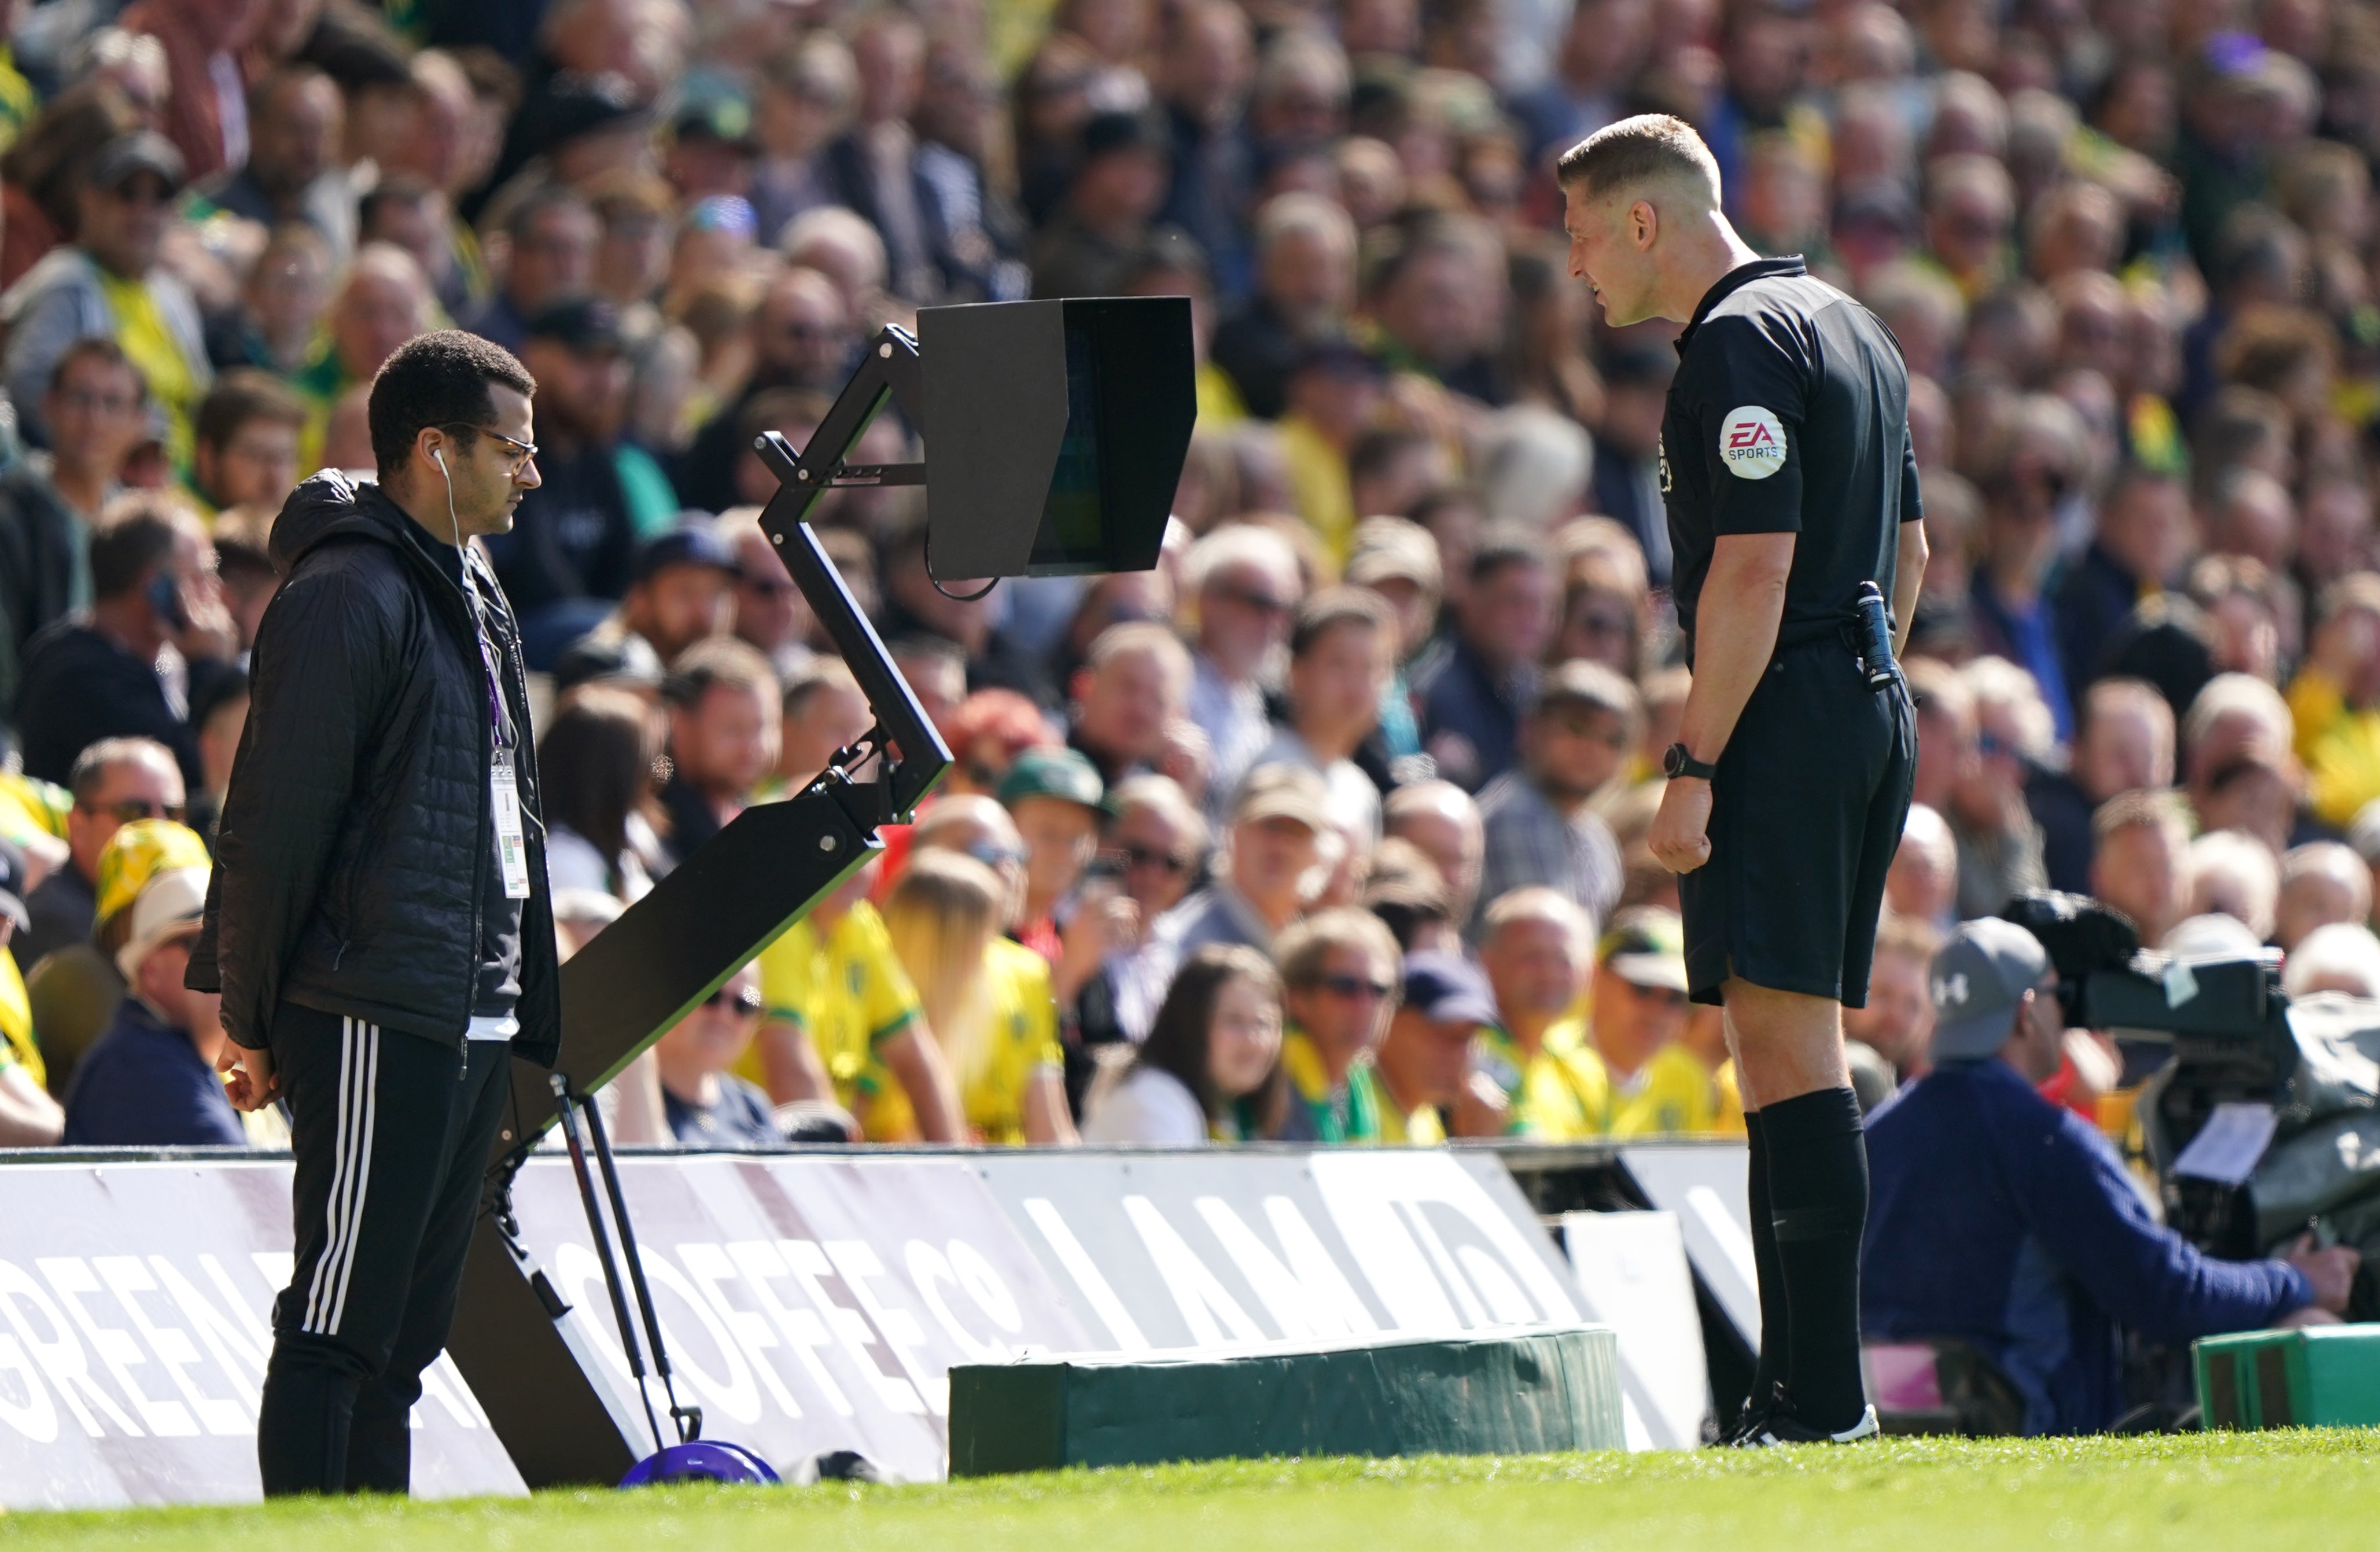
[{"xmin": 1650, "ymin": 777, "xmax": 1715, "ymax": 874}]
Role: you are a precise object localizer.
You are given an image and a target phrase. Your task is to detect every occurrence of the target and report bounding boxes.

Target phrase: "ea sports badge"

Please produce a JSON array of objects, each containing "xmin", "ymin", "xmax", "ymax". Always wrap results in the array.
[{"xmin": 1719, "ymin": 406, "xmax": 1787, "ymax": 480}]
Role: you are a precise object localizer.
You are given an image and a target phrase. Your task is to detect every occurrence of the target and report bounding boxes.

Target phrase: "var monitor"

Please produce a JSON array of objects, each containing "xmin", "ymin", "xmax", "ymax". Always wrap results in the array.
[{"xmin": 918, "ymin": 295, "xmax": 1195, "ymax": 583}]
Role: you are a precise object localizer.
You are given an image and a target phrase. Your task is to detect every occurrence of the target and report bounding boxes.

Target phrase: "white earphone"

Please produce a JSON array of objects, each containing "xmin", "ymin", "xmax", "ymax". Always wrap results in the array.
[{"xmin": 432, "ymin": 442, "xmax": 465, "ymax": 552}]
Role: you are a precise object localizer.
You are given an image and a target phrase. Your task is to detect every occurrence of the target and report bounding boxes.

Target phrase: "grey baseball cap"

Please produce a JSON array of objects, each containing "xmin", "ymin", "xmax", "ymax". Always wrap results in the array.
[{"xmin": 1928, "ymin": 918, "xmax": 2053, "ymax": 1062}]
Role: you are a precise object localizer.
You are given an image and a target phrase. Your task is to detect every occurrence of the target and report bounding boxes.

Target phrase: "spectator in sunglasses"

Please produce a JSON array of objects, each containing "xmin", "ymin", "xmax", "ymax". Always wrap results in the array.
[
  {"xmin": 1969, "ymin": 395, "xmax": 2091, "ymax": 743},
  {"xmin": 4, "ymin": 132, "xmax": 209, "ymax": 457},
  {"xmin": 1109, "ymin": 774, "xmax": 1209, "ymax": 924},
  {"xmin": 654, "ymin": 966, "xmax": 784, "ymax": 1146},
  {"xmin": 1272, "ymin": 907, "xmax": 1402, "ymax": 1143},
  {"xmin": 720, "ymin": 509, "xmax": 816, "ymax": 683},
  {"xmin": 16, "ymin": 737, "xmax": 182, "ymax": 976},
  {"xmin": 1067, "ymin": 774, "xmax": 1209, "ymax": 1062},
  {"xmin": 24, "ymin": 812, "xmax": 209, "ymax": 1105}
]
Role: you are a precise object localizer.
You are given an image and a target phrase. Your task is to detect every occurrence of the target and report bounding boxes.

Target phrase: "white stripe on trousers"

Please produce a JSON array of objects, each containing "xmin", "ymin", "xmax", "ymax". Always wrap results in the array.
[{"xmin": 303, "ymin": 1018, "xmax": 381, "ymax": 1336}]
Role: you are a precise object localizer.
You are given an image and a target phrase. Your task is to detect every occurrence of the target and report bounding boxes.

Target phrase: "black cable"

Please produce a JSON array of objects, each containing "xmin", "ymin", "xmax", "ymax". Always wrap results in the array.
[
  {"xmin": 581, "ymin": 1090, "xmax": 695, "ymax": 1443},
  {"xmin": 924, "ymin": 529, "xmax": 997, "ymax": 601},
  {"xmin": 551, "ymin": 1076, "xmax": 663, "ymax": 1451}
]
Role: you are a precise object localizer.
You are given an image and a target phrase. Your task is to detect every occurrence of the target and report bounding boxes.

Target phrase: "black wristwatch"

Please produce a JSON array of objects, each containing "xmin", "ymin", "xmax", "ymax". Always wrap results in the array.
[{"xmin": 1662, "ymin": 742, "xmax": 1719, "ymax": 781}]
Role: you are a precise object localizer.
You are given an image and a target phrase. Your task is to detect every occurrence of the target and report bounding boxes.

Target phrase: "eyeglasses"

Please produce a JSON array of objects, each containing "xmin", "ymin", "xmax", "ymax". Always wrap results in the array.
[
  {"xmin": 80, "ymin": 798, "xmax": 185, "ymax": 823},
  {"xmin": 1123, "ymin": 843, "xmax": 1193, "ymax": 876},
  {"xmin": 702, "ymin": 985, "xmax": 762, "ymax": 1014},
  {"xmin": 1313, "ymin": 973, "xmax": 1396, "ymax": 1003},
  {"xmin": 439, "ymin": 424, "xmax": 540, "ymax": 476}
]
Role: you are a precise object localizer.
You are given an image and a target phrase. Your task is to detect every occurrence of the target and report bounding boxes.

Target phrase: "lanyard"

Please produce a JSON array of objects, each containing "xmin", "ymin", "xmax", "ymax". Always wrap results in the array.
[
  {"xmin": 462, "ymin": 553, "xmax": 534, "ymax": 901},
  {"xmin": 458, "ymin": 556, "xmax": 506, "ymax": 743}
]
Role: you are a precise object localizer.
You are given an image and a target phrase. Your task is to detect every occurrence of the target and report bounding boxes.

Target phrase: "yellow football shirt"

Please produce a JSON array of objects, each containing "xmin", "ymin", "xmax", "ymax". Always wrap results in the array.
[
  {"xmin": 742, "ymin": 901, "xmax": 919, "ymax": 1114},
  {"xmin": 1375, "ymin": 1094, "xmax": 1447, "ymax": 1145},
  {"xmin": 1475, "ymin": 1018, "xmax": 1613, "ymax": 1141},
  {"xmin": 862, "ymin": 936, "xmax": 1063, "ymax": 1144},
  {"xmin": 963, "ymin": 938, "xmax": 1063, "ymax": 1145},
  {"xmin": 95, "ymin": 269, "xmax": 201, "ymax": 472},
  {"xmin": 0, "ymin": 951, "xmax": 39, "ymax": 1089},
  {"xmin": 1610, "ymin": 1042, "xmax": 1729, "ymax": 1137}
]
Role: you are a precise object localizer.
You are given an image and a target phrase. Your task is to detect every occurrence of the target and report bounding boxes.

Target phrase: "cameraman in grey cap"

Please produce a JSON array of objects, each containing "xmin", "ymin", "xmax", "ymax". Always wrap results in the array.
[{"xmin": 1861, "ymin": 918, "xmax": 2358, "ymax": 1435}]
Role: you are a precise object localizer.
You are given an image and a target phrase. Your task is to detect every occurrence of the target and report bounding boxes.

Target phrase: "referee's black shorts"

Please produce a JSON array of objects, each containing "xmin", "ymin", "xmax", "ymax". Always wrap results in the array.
[{"xmin": 1681, "ymin": 635, "xmax": 1916, "ymax": 1009}]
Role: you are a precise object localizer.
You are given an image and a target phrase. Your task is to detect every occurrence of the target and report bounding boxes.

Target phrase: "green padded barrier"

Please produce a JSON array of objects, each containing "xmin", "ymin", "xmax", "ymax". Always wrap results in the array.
[
  {"xmin": 948, "ymin": 1325, "xmax": 1623, "ymax": 1476},
  {"xmin": 2195, "ymin": 1324, "xmax": 2380, "ymax": 1430}
]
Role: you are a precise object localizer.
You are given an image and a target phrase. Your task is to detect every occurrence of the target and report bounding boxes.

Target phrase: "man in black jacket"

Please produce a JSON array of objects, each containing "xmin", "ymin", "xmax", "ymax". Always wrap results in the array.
[
  {"xmin": 14, "ymin": 497, "xmax": 235, "ymax": 793},
  {"xmin": 194, "ymin": 330, "xmax": 561, "ymax": 1497}
]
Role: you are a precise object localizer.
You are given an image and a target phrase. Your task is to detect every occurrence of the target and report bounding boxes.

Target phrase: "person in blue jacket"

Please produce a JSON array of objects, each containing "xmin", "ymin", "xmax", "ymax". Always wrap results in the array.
[
  {"xmin": 1863, "ymin": 917, "xmax": 2359, "ymax": 1434},
  {"xmin": 61, "ymin": 862, "xmax": 244, "ymax": 1147}
]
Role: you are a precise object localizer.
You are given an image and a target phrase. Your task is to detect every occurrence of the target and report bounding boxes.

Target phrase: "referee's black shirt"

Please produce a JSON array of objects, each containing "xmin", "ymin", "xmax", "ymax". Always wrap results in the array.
[{"xmin": 1660, "ymin": 256, "xmax": 1921, "ymax": 663}]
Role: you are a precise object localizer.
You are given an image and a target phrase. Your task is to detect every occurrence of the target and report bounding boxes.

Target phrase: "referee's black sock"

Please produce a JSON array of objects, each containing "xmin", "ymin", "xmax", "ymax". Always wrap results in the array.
[
  {"xmin": 1742, "ymin": 1110, "xmax": 1789, "ymax": 1408},
  {"xmin": 1760, "ymin": 1086, "xmax": 1870, "ymax": 1430}
]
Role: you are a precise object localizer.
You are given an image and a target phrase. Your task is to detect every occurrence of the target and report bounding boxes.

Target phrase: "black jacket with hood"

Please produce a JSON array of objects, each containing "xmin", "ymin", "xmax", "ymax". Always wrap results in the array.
[{"xmin": 187, "ymin": 470, "xmax": 561, "ymax": 1066}]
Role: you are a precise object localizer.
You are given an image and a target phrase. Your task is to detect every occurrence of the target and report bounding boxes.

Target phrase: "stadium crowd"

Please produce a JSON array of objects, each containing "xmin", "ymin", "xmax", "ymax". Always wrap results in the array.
[{"xmin": 0, "ymin": 0, "xmax": 2378, "ymax": 1173}]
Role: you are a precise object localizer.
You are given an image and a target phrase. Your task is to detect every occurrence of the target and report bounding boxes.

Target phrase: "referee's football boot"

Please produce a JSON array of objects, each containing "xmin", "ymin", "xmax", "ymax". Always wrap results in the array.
[{"xmin": 1731, "ymin": 1388, "xmax": 1880, "ymax": 1447}]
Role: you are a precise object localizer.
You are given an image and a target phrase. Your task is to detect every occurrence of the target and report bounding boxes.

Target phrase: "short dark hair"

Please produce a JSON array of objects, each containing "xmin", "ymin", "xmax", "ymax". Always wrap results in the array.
[
  {"xmin": 358, "ymin": 174, "xmax": 438, "ymax": 237},
  {"xmin": 367, "ymin": 329, "xmax": 535, "ymax": 483},
  {"xmin": 89, "ymin": 497, "xmax": 185, "ymax": 598},
  {"xmin": 507, "ymin": 183, "xmax": 594, "ymax": 245},
  {"xmin": 48, "ymin": 335, "xmax": 144, "ymax": 402},
  {"xmin": 1468, "ymin": 521, "xmax": 1547, "ymax": 586},
  {"xmin": 248, "ymin": 61, "xmax": 332, "ymax": 123},
  {"xmin": 661, "ymin": 635, "xmax": 779, "ymax": 709},
  {"xmin": 196, "ymin": 368, "xmax": 305, "ymax": 454},
  {"xmin": 1553, "ymin": 113, "xmax": 1722, "ymax": 203},
  {"xmin": 1290, "ymin": 585, "xmax": 1394, "ymax": 659}
]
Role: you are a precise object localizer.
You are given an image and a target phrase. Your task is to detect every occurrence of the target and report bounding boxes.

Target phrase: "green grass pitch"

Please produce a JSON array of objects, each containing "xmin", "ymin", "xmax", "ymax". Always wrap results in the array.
[{"xmin": 5, "ymin": 1433, "xmax": 2374, "ymax": 1550}]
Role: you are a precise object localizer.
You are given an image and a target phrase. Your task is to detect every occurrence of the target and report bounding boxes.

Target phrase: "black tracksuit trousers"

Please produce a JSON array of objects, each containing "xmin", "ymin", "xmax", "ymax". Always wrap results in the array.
[{"xmin": 256, "ymin": 1001, "xmax": 511, "ymax": 1496}]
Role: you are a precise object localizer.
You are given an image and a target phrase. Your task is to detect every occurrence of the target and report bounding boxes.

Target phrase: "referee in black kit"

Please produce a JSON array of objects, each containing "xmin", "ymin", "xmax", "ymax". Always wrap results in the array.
[
  {"xmin": 1559, "ymin": 116, "xmax": 1925, "ymax": 1445},
  {"xmin": 194, "ymin": 330, "xmax": 559, "ymax": 1494}
]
